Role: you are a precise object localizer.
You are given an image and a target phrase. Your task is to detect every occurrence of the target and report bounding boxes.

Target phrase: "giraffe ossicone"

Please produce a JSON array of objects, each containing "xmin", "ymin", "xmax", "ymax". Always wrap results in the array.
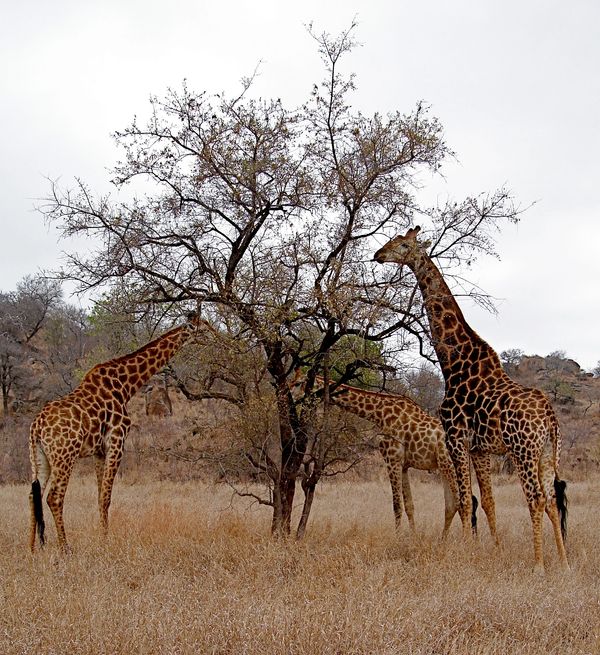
[{"xmin": 374, "ymin": 227, "xmax": 569, "ymax": 571}]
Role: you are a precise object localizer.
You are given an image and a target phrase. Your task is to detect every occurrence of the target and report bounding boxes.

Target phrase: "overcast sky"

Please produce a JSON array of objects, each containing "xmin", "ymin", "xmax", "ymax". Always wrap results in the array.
[{"xmin": 2, "ymin": 0, "xmax": 599, "ymax": 370}]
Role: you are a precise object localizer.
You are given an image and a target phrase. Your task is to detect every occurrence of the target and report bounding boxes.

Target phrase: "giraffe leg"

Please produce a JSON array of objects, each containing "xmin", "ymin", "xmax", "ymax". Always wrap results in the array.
[
  {"xmin": 387, "ymin": 463, "xmax": 404, "ymax": 532},
  {"xmin": 401, "ymin": 466, "xmax": 416, "ymax": 532},
  {"xmin": 29, "ymin": 443, "xmax": 51, "ymax": 553},
  {"xmin": 442, "ymin": 422, "xmax": 473, "ymax": 539},
  {"xmin": 440, "ymin": 475, "xmax": 459, "ymax": 539},
  {"xmin": 435, "ymin": 434, "xmax": 459, "ymax": 539},
  {"xmin": 98, "ymin": 421, "xmax": 129, "ymax": 534},
  {"xmin": 538, "ymin": 450, "xmax": 569, "ymax": 569},
  {"xmin": 545, "ymin": 500, "xmax": 569, "ymax": 569},
  {"xmin": 513, "ymin": 455, "xmax": 546, "ymax": 572},
  {"xmin": 471, "ymin": 451, "xmax": 499, "ymax": 545},
  {"xmin": 94, "ymin": 446, "xmax": 106, "ymax": 507},
  {"xmin": 379, "ymin": 440, "xmax": 405, "ymax": 531},
  {"xmin": 46, "ymin": 458, "xmax": 76, "ymax": 553}
]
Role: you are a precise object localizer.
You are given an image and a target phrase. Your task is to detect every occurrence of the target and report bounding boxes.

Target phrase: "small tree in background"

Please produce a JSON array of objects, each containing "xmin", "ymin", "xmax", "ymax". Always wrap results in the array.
[
  {"xmin": 500, "ymin": 348, "xmax": 524, "ymax": 377},
  {"xmin": 0, "ymin": 276, "xmax": 62, "ymax": 414}
]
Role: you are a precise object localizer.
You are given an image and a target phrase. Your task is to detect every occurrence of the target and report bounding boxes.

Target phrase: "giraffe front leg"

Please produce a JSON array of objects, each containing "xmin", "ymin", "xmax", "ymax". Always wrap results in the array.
[
  {"xmin": 99, "ymin": 421, "xmax": 129, "ymax": 534},
  {"xmin": 380, "ymin": 439, "xmax": 405, "ymax": 532},
  {"xmin": 387, "ymin": 464, "xmax": 404, "ymax": 532},
  {"xmin": 440, "ymin": 476, "xmax": 459, "ymax": 539},
  {"xmin": 443, "ymin": 423, "xmax": 473, "ymax": 540},
  {"xmin": 401, "ymin": 466, "xmax": 416, "ymax": 532},
  {"xmin": 471, "ymin": 451, "xmax": 499, "ymax": 545},
  {"xmin": 434, "ymin": 436, "xmax": 459, "ymax": 539}
]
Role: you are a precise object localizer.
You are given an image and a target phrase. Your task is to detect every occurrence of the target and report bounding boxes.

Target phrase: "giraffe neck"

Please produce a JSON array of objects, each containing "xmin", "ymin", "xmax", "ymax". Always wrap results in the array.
[
  {"xmin": 82, "ymin": 324, "xmax": 194, "ymax": 404},
  {"xmin": 327, "ymin": 384, "xmax": 409, "ymax": 426},
  {"xmin": 408, "ymin": 255, "xmax": 503, "ymax": 380}
]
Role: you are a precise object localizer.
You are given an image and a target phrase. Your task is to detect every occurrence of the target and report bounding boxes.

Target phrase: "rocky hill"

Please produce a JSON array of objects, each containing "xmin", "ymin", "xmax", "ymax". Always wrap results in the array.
[{"xmin": 506, "ymin": 354, "xmax": 600, "ymax": 474}]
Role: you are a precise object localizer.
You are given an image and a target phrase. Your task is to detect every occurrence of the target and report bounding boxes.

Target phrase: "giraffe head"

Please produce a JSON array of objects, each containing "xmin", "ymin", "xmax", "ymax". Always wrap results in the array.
[
  {"xmin": 373, "ymin": 226, "xmax": 430, "ymax": 267},
  {"xmin": 288, "ymin": 370, "xmax": 331, "ymax": 401},
  {"xmin": 185, "ymin": 311, "xmax": 217, "ymax": 336},
  {"xmin": 186, "ymin": 311, "xmax": 203, "ymax": 328}
]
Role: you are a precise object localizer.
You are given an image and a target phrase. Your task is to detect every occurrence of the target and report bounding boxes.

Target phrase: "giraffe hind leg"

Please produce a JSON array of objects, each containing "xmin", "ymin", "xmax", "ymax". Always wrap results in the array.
[
  {"xmin": 46, "ymin": 458, "xmax": 76, "ymax": 553},
  {"xmin": 401, "ymin": 468, "xmax": 416, "ymax": 532},
  {"xmin": 539, "ymin": 452, "xmax": 569, "ymax": 568},
  {"xmin": 98, "ymin": 420, "xmax": 129, "ymax": 534},
  {"xmin": 94, "ymin": 450, "xmax": 106, "ymax": 510},
  {"xmin": 515, "ymin": 455, "xmax": 546, "ymax": 571},
  {"xmin": 29, "ymin": 443, "xmax": 50, "ymax": 552}
]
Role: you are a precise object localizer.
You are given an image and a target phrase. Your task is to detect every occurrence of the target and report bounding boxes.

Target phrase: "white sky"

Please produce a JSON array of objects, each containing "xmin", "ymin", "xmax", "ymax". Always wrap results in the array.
[{"xmin": 2, "ymin": 0, "xmax": 599, "ymax": 369}]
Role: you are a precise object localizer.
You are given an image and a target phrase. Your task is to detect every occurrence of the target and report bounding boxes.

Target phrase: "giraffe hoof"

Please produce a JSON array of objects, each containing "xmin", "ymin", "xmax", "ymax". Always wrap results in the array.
[{"xmin": 532, "ymin": 563, "xmax": 545, "ymax": 576}]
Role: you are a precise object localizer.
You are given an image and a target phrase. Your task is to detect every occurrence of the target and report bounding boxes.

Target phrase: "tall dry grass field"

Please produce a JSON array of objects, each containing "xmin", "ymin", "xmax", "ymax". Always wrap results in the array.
[{"xmin": 1, "ymin": 475, "xmax": 599, "ymax": 654}]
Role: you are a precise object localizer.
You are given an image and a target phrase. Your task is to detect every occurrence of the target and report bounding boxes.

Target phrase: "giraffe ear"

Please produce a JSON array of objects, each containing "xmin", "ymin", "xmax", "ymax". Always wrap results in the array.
[{"xmin": 419, "ymin": 239, "xmax": 432, "ymax": 251}]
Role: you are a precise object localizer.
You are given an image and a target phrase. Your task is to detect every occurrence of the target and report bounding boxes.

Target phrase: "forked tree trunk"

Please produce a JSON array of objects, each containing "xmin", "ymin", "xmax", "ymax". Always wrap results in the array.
[
  {"xmin": 296, "ymin": 473, "xmax": 318, "ymax": 540},
  {"xmin": 269, "ymin": 376, "xmax": 306, "ymax": 537},
  {"xmin": 296, "ymin": 361, "xmax": 330, "ymax": 540},
  {"xmin": 271, "ymin": 473, "xmax": 297, "ymax": 536}
]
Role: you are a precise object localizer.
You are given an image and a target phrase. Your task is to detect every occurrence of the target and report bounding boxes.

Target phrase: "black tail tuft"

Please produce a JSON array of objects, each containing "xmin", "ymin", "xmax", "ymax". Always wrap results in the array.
[
  {"xmin": 31, "ymin": 479, "xmax": 45, "ymax": 546},
  {"xmin": 554, "ymin": 478, "xmax": 568, "ymax": 543},
  {"xmin": 471, "ymin": 495, "xmax": 479, "ymax": 535}
]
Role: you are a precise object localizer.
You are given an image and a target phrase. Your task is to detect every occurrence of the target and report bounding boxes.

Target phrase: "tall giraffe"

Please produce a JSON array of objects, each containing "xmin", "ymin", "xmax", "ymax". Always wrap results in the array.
[
  {"xmin": 28, "ymin": 313, "xmax": 207, "ymax": 552},
  {"xmin": 306, "ymin": 376, "xmax": 486, "ymax": 538},
  {"xmin": 374, "ymin": 226, "xmax": 568, "ymax": 570}
]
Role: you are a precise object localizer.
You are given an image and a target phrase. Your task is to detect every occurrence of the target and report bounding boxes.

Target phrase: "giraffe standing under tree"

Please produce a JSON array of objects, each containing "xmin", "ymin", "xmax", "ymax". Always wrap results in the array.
[
  {"xmin": 29, "ymin": 313, "xmax": 207, "ymax": 552},
  {"xmin": 314, "ymin": 378, "xmax": 489, "ymax": 538},
  {"xmin": 374, "ymin": 227, "xmax": 568, "ymax": 571}
]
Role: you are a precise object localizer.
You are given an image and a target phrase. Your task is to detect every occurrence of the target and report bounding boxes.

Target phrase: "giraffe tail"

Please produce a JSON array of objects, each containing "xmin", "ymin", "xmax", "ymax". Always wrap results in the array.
[
  {"xmin": 29, "ymin": 436, "xmax": 49, "ymax": 551},
  {"xmin": 554, "ymin": 477, "xmax": 568, "ymax": 543},
  {"xmin": 30, "ymin": 479, "xmax": 46, "ymax": 548},
  {"xmin": 471, "ymin": 495, "xmax": 479, "ymax": 535},
  {"xmin": 551, "ymin": 422, "xmax": 567, "ymax": 542}
]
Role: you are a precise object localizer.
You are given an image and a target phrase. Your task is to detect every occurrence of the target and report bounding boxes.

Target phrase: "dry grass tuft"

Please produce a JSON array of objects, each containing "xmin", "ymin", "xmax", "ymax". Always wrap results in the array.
[{"xmin": 2, "ymin": 476, "xmax": 599, "ymax": 654}]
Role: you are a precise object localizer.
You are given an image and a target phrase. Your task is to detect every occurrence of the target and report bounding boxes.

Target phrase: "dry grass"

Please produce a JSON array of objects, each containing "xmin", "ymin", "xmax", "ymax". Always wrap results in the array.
[{"xmin": 2, "ymin": 475, "xmax": 599, "ymax": 654}]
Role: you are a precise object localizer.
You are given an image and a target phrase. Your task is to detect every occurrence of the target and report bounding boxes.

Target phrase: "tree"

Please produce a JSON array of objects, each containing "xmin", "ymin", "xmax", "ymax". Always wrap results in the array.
[
  {"xmin": 41, "ymin": 24, "xmax": 519, "ymax": 536},
  {"xmin": 35, "ymin": 303, "xmax": 89, "ymax": 401},
  {"xmin": 500, "ymin": 348, "xmax": 524, "ymax": 375},
  {"xmin": 0, "ymin": 276, "xmax": 62, "ymax": 414},
  {"xmin": 392, "ymin": 362, "xmax": 444, "ymax": 415}
]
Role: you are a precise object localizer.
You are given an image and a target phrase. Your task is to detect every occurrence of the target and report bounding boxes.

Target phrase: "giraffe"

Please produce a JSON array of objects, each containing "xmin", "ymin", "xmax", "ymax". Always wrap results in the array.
[
  {"xmin": 374, "ymin": 226, "xmax": 568, "ymax": 570},
  {"xmin": 28, "ymin": 313, "xmax": 207, "ymax": 552},
  {"xmin": 305, "ymin": 376, "xmax": 486, "ymax": 538}
]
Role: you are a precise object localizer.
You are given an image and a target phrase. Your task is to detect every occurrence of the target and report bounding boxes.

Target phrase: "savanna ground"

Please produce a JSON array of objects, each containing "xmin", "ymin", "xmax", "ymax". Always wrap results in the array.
[{"xmin": 2, "ymin": 473, "xmax": 599, "ymax": 655}]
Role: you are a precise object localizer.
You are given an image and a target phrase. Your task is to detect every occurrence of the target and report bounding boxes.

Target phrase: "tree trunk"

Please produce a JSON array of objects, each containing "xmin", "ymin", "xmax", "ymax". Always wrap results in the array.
[
  {"xmin": 271, "ymin": 475, "xmax": 296, "ymax": 537},
  {"xmin": 1, "ymin": 379, "xmax": 9, "ymax": 416},
  {"xmin": 265, "ymin": 342, "xmax": 310, "ymax": 538},
  {"xmin": 296, "ymin": 357, "xmax": 329, "ymax": 540},
  {"xmin": 296, "ymin": 475, "xmax": 317, "ymax": 540},
  {"xmin": 269, "ymin": 376, "xmax": 304, "ymax": 537}
]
